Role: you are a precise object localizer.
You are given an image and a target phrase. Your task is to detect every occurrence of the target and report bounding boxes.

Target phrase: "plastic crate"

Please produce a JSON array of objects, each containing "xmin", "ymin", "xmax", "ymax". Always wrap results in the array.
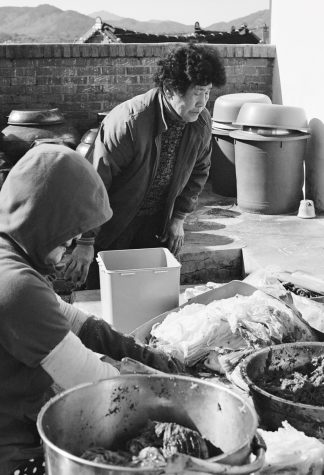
[{"xmin": 97, "ymin": 248, "xmax": 181, "ymax": 333}]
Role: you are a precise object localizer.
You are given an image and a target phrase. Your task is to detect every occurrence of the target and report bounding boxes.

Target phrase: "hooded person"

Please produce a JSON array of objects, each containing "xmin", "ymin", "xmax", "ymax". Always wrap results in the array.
[{"xmin": 0, "ymin": 144, "xmax": 184, "ymax": 475}]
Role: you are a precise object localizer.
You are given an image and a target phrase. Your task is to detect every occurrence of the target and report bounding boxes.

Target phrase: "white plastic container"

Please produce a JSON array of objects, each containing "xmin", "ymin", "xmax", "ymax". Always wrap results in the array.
[{"xmin": 97, "ymin": 247, "xmax": 181, "ymax": 333}]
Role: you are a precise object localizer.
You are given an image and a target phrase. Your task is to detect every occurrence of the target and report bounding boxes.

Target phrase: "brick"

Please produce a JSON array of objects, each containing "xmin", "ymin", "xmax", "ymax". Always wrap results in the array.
[
  {"xmin": 0, "ymin": 77, "xmax": 11, "ymax": 86},
  {"xmin": 233, "ymin": 46, "xmax": 244, "ymax": 58},
  {"xmin": 138, "ymin": 74, "xmax": 155, "ymax": 84},
  {"xmin": 63, "ymin": 45, "xmax": 72, "ymax": 58},
  {"xmin": 125, "ymin": 44, "xmax": 140, "ymax": 57},
  {"xmin": 0, "ymin": 68, "xmax": 13, "ymax": 77},
  {"xmin": 89, "ymin": 44, "xmax": 100, "ymax": 57},
  {"xmin": 43, "ymin": 45, "xmax": 54, "ymax": 58},
  {"xmin": 243, "ymin": 45, "xmax": 253, "ymax": 57},
  {"xmin": 73, "ymin": 76, "xmax": 89, "ymax": 85},
  {"xmin": 71, "ymin": 44, "xmax": 82, "ymax": 57},
  {"xmin": 125, "ymin": 76, "xmax": 139, "ymax": 85},
  {"xmin": 126, "ymin": 66, "xmax": 151, "ymax": 75},
  {"xmin": 11, "ymin": 76, "xmax": 36, "ymax": 86},
  {"xmin": 36, "ymin": 76, "xmax": 62, "ymax": 85},
  {"xmin": 0, "ymin": 58, "xmax": 13, "ymax": 67}
]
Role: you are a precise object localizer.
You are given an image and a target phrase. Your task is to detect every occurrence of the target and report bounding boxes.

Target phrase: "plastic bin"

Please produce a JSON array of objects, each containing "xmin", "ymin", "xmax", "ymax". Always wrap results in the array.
[
  {"xmin": 230, "ymin": 130, "xmax": 309, "ymax": 214},
  {"xmin": 97, "ymin": 247, "xmax": 181, "ymax": 333}
]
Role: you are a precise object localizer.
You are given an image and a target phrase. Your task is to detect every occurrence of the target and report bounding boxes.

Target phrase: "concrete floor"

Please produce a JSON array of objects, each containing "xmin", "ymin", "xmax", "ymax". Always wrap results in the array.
[{"xmin": 180, "ymin": 181, "xmax": 324, "ymax": 289}]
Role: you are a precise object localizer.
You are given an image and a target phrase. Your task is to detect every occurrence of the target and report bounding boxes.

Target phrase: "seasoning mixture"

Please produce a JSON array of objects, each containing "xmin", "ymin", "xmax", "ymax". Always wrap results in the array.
[
  {"xmin": 81, "ymin": 419, "xmax": 222, "ymax": 468},
  {"xmin": 282, "ymin": 281, "xmax": 322, "ymax": 298},
  {"xmin": 255, "ymin": 354, "xmax": 324, "ymax": 406}
]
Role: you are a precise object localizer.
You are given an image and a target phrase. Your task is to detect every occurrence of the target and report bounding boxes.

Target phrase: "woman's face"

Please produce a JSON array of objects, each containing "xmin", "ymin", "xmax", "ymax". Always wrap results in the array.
[
  {"xmin": 166, "ymin": 83, "xmax": 212, "ymax": 122},
  {"xmin": 45, "ymin": 234, "xmax": 82, "ymax": 266}
]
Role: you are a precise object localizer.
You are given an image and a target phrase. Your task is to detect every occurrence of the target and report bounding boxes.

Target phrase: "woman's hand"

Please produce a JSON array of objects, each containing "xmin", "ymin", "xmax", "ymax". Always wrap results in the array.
[
  {"xmin": 161, "ymin": 217, "xmax": 185, "ymax": 256},
  {"xmin": 63, "ymin": 245, "xmax": 94, "ymax": 285}
]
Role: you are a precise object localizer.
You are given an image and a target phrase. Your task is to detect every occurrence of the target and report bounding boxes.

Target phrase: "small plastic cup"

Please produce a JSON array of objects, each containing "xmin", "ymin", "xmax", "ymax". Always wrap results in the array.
[{"xmin": 297, "ymin": 199, "xmax": 316, "ymax": 218}]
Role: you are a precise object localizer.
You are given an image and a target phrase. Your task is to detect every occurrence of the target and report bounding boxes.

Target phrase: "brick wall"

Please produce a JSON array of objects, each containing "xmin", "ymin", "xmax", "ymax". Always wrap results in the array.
[{"xmin": 0, "ymin": 43, "xmax": 276, "ymax": 136}]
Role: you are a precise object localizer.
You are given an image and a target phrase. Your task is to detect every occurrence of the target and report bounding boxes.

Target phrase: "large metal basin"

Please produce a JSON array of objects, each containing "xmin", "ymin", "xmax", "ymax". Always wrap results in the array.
[
  {"xmin": 37, "ymin": 375, "xmax": 262, "ymax": 474},
  {"xmin": 241, "ymin": 342, "xmax": 324, "ymax": 438}
]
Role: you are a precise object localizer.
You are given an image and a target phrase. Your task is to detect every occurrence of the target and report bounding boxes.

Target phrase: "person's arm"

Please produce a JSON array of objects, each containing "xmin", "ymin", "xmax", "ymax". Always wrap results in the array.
[
  {"xmin": 63, "ymin": 114, "xmax": 135, "ymax": 285},
  {"xmin": 173, "ymin": 133, "xmax": 212, "ymax": 219},
  {"xmin": 0, "ymin": 276, "xmax": 117, "ymax": 392},
  {"xmin": 55, "ymin": 294, "xmax": 185, "ymax": 374},
  {"xmin": 163, "ymin": 128, "xmax": 212, "ymax": 256},
  {"xmin": 55, "ymin": 293, "xmax": 91, "ymax": 334},
  {"xmin": 41, "ymin": 331, "xmax": 119, "ymax": 390},
  {"xmin": 77, "ymin": 316, "xmax": 185, "ymax": 374}
]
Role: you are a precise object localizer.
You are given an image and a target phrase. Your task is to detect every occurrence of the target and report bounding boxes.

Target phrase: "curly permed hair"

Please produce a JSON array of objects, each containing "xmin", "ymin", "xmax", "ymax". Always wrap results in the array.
[{"xmin": 154, "ymin": 44, "xmax": 226, "ymax": 95}]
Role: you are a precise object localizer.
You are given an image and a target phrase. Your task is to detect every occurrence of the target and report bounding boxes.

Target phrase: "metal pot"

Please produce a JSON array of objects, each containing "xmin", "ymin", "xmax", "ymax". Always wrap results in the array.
[
  {"xmin": 76, "ymin": 128, "xmax": 98, "ymax": 158},
  {"xmin": 37, "ymin": 375, "xmax": 264, "ymax": 474},
  {"xmin": 80, "ymin": 128, "xmax": 99, "ymax": 144},
  {"xmin": 7, "ymin": 108, "xmax": 64, "ymax": 125},
  {"xmin": 241, "ymin": 342, "xmax": 324, "ymax": 438},
  {"xmin": 1, "ymin": 108, "xmax": 81, "ymax": 164}
]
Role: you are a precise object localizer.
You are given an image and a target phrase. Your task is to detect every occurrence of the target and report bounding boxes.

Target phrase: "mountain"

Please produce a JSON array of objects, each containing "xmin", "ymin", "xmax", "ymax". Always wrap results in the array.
[
  {"xmin": 0, "ymin": 4, "xmax": 94, "ymax": 43},
  {"xmin": 0, "ymin": 4, "xmax": 270, "ymax": 43},
  {"xmin": 89, "ymin": 9, "xmax": 270, "ymax": 35},
  {"xmin": 208, "ymin": 9, "xmax": 270, "ymax": 32},
  {"xmin": 88, "ymin": 11, "xmax": 193, "ymax": 34},
  {"xmin": 89, "ymin": 10, "xmax": 125, "ymax": 22}
]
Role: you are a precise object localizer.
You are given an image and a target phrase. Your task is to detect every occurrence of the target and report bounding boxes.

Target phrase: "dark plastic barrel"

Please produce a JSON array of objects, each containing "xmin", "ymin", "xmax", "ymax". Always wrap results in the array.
[
  {"xmin": 210, "ymin": 128, "xmax": 236, "ymax": 197},
  {"xmin": 231, "ymin": 131, "xmax": 309, "ymax": 214}
]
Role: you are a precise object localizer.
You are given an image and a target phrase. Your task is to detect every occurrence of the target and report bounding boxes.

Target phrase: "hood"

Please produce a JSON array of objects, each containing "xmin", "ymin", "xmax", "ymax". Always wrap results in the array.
[{"xmin": 0, "ymin": 144, "xmax": 112, "ymax": 273}]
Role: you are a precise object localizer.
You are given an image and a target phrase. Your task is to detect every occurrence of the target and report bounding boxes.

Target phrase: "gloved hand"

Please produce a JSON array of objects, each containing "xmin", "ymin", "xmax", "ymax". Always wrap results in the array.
[
  {"xmin": 78, "ymin": 317, "xmax": 186, "ymax": 374},
  {"xmin": 64, "ymin": 244, "xmax": 94, "ymax": 285}
]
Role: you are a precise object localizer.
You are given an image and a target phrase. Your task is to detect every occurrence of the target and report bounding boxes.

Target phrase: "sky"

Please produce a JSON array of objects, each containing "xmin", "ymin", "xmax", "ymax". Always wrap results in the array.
[{"xmin": 0, "ymin": 0, "xmax": 270, "ymax": 27}]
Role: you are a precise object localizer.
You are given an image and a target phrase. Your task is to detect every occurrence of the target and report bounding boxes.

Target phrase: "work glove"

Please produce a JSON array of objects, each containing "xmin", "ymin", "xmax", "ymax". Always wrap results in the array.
[
  {"xmin": 64, "ymin": 244, "xmax": 94, "ymax": 285},
  {"xmin": 78, "ymin": 316, "xmax": 185, "ymax": 374}
]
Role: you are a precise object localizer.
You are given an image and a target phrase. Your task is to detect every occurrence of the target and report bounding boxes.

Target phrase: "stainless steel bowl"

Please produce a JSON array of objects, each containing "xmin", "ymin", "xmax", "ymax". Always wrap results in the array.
[
  {"xmin": 7, "ymin": 108, "xmax": 64, "ymax": 125},
  {"xmin": 37, "ymin": 375, "xmax": 263, "ymax": 474},
  {"xmin": 241, "ymin": 342, "xmax": 324, "ymax": 438}
]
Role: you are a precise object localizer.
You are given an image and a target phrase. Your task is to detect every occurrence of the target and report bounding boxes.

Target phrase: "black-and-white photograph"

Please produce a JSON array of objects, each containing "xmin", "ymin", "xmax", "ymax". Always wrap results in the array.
[{"xmin": 1, "ymin": 2, "xmax": 324, "ymax": 474}]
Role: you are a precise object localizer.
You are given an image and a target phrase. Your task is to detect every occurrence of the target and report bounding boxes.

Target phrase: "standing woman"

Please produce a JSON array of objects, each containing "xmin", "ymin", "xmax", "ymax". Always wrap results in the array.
[
  {"xmin": 0, "ymin": 144, "xmax": 182, "ymax": 475},
  {"xmin": 65, "ymin": 44, "xmax": 226, "ymax": 289}
]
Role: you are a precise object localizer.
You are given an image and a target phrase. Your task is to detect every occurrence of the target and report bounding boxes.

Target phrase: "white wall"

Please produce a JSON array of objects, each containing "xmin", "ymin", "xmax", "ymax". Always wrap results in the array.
[{"xmin": 271, "ymin": 0, "xmax": 324, "ymax": 210}]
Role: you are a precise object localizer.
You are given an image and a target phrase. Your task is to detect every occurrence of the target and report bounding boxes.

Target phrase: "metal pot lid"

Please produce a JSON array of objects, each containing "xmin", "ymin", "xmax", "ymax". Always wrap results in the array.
[
  {"xmin": 232, "ymin": 121, "xmax": 310, "ymax": 134},
  {"xmin": 7, "ymin": 108, "xmax": 64, "ymax": 125},
  {"xmin": 242, "ymin": 126, "xmax": 294, "ymax": 136},
  {"xmin": 212, "ymin": 120, "xmax": 237, "ymax": 130},
  {"xmin": 229, "ymin": 129, "xmax": 311, "ymax": 142},
  {"xmin": 212, "ymin": 127, "xmax": 231, "ymax": 137}
]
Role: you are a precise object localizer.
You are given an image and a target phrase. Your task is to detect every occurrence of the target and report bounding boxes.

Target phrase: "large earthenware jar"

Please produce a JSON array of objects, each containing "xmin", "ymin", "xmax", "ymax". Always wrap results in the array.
[
  {"xmin": 76, "ymin": 128, "xmax": 98, "ymax": 158},
  {"xmin": 0, "ymin": 108, "xmax": 81, "ymax": 165}
]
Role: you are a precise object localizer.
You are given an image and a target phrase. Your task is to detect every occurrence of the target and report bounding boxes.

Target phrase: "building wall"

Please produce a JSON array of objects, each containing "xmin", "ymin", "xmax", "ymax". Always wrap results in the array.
[
  {"xmin": 0, "ymin": 43, "xmax": 275, "ymax": 135},
  {"xmin": 270, "ymin": 0, "xmax": 324, "ymax": 211}
]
